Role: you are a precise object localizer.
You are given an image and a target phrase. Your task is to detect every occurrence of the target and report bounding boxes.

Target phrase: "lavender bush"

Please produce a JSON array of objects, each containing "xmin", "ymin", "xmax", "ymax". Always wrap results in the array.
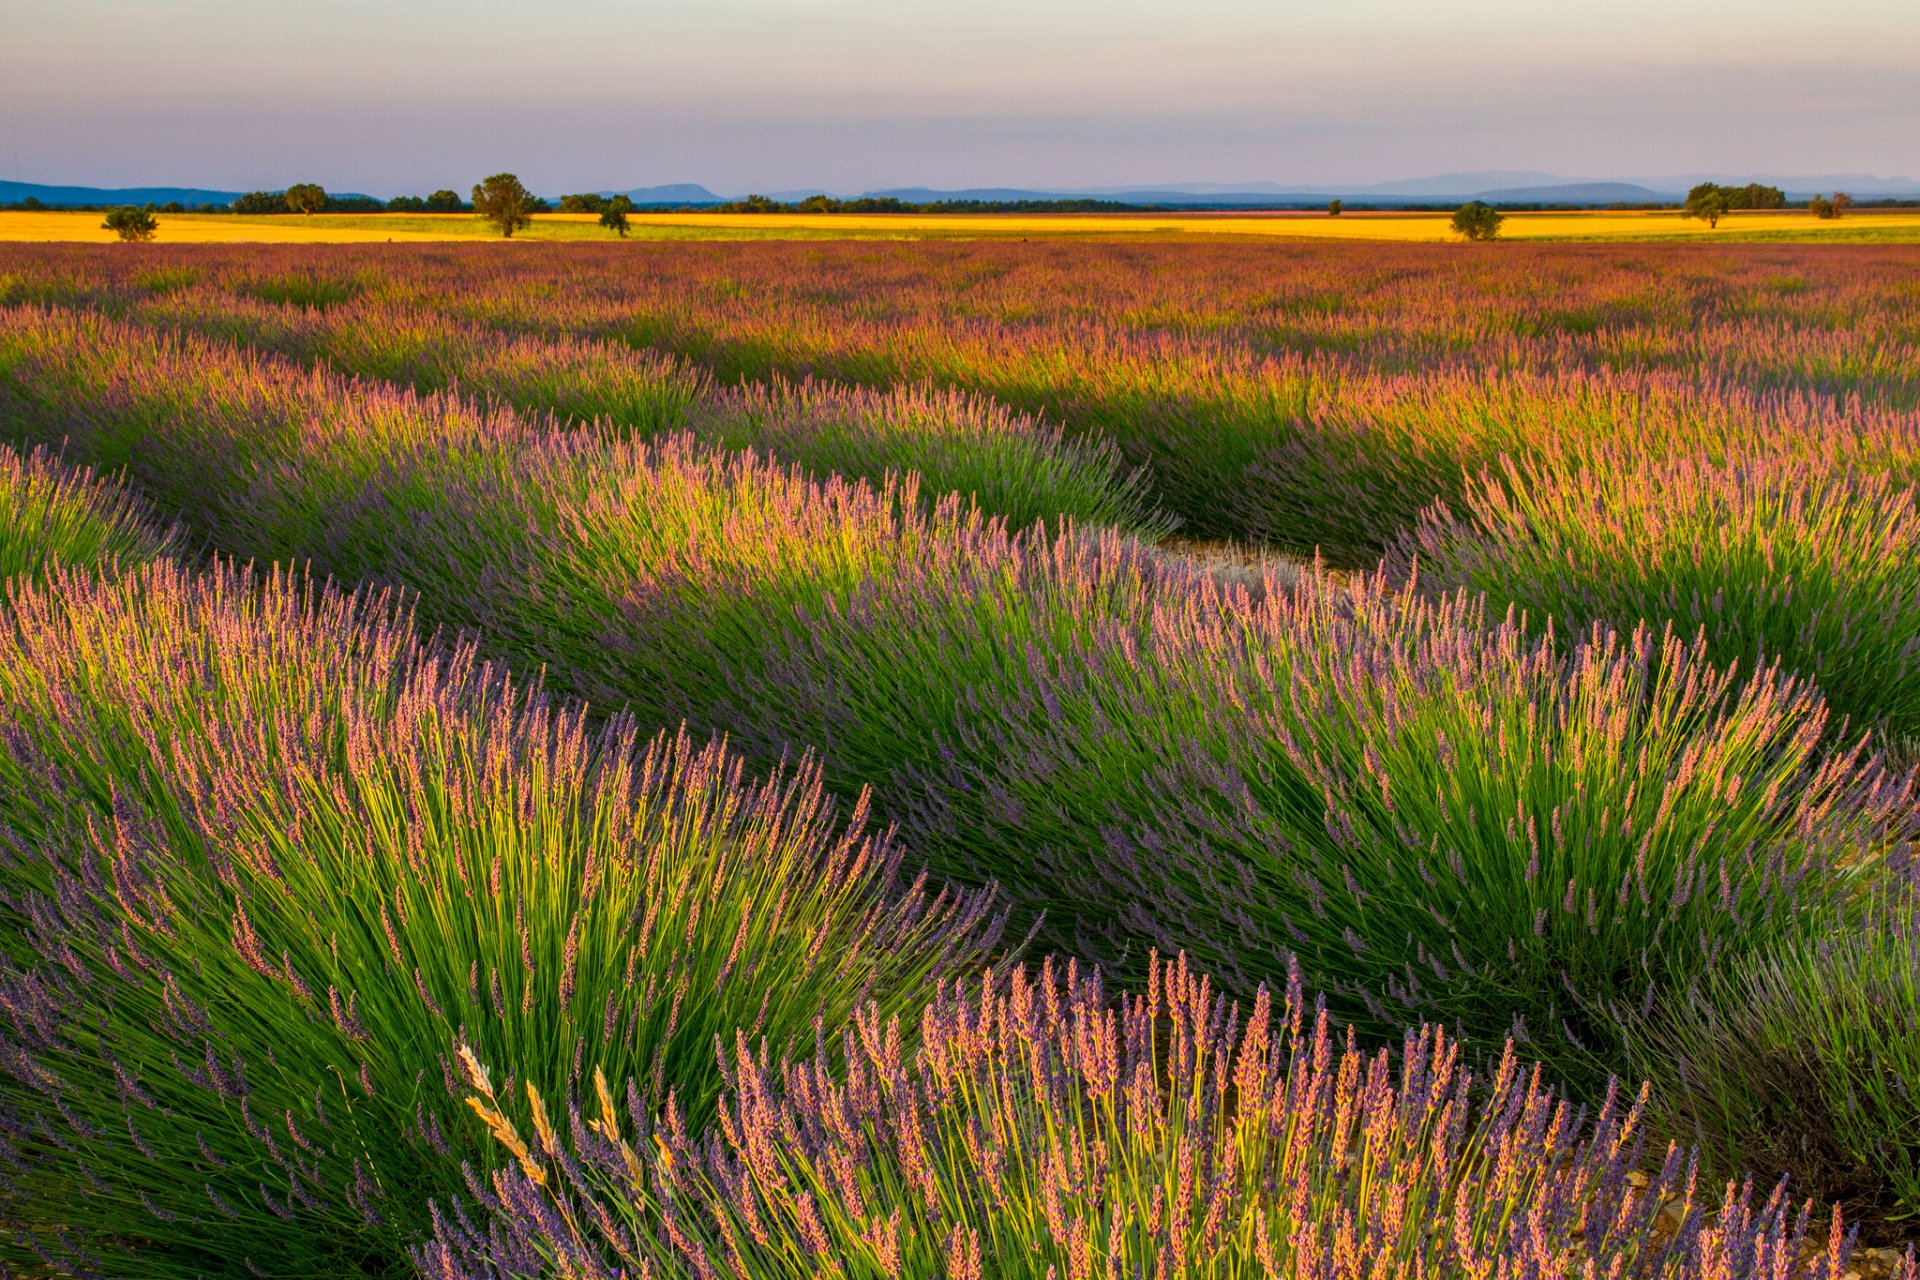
[
  {"xmin": 714, "ymin": 548, "xmax": 1917, "ymax": 1090},
  {"xmin": 39, "ymin": 293, "xmax": 1162, "ymax": 534},
  {"xmin": 0, "ymin": 561, "xmax": 998, "ymax": 1278},
  {"xmin": 5, "ymin": 304, "xmax": 1912, "ymax": 1096},
  {"xmin": 429, "ymin": 953, "xmax": 1881, "ymax": 1280},
  {"xmin": 0, "ymin": 440, "xmax": 177, "ymax": 583},
  {"xmin": 1402, "ymin": 450, "xmax": 1920, "ymax": 743},
  {"xmin": 1632, "ymin": 895, "xmax": 1920, "ymax": 1232}
]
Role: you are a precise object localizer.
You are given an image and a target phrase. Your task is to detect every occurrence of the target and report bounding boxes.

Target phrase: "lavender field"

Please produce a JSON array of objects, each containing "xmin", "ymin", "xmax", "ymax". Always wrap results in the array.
[{"xmin": 2, "ymin": 238, "xmax": 1919, "ymax": 1279}]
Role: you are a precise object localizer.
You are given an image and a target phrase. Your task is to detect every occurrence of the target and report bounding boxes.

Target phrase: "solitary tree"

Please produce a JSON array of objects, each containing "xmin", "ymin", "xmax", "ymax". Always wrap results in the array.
[
  {"xmin": 1832, "ymin": 191, "xmax": 1853, "ymax": 218},
  {"xmin": 424, "ymin": 189, "xmax": 465, "ymax": 213},
  {"xmin": 1809, "ymin": 194, "xmax": 1836, "ymax": 219},
  {"xmin": 1450, "ymin": 201, "xmax": 1503, "ymax": 241},
  {"xmin": 102, "ymin": 206, "xmax": 158, "ymax": 242},
  {"xmin": 472, "ymin": 173, "xmax": 536, "ymax": 237},
  {"xmin": 1684, "ymin": 185, "xmax": 1730, "ymax": 228},
  {"xmin": 285, "ymin": 183, "xmax": 327, "ymax": 214},
  {"xmin": 1327, "ymin": 199, "xmax": 1344, "ymax": 216},
  {"xmin": 598, "ymin": 195, "xmax": 635, "ymax": 238}
]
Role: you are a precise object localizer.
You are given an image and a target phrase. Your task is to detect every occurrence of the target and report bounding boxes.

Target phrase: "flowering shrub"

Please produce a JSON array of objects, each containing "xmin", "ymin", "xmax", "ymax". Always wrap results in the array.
[
  {"xmin": 1403, "ymin": 449, "xmax": 1920, "ymax": 743},
  {"xmin": 1634, "ymin": 896, "xmax": 1920, "ymax": 1231},
  {"xmin": 0, "ymin": 440, "xmax": 176, "ymax": 582},
  {"xmin": 0, "ymin": 562, "xmax": 997, "ymax": 1277},
  {"xmin": 431, "ymin": 954, "xmax": 1880, "ymax": 1280}
]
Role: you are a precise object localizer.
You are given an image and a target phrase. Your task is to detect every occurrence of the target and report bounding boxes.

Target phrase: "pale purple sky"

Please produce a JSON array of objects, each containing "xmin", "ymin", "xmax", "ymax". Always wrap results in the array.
[{"xmin": 3, "ymin": 0, "xmax": 1915, "ymax": 195}]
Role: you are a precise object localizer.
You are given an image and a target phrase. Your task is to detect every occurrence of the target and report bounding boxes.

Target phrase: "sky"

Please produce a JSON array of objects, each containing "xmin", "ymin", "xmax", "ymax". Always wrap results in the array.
[{"xmin": 3, "ymin": 0, "xmax": 1916, "ymax": 196}]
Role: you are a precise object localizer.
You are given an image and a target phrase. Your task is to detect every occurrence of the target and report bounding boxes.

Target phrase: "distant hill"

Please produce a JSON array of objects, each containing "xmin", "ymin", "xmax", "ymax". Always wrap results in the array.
[
  {"xmin": 1470, "ymin": 182, "xmax": 1673, "ymax": 204},
  {"xmin": 605, "ymin": 183, "xmax": 723, "ymax": 206},
  {"xmin": 1341, "ymin": 170, "xmax": 1564, "ymax": 198},
  {"xmin": 0, "ymin": 179, "xmax": 247, "ymax": 208},
  {"xmin": 868, "ymin": 185, "xmax": 1343, "ymax": 207}
]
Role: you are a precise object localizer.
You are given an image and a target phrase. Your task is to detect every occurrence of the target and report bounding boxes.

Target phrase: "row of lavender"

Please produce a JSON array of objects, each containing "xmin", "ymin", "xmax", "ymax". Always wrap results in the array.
[
  {"xmin": 3, "ymin": 257, "xmax": 1161, "ymax": 539},
  {"xmin": 4, "ymin": 241, "xmax": 1918, "ymax": 555},
  {"xmin": 5, "ymin": 288, "xmax": 1920, "ymax": 1271},
  {"xmin": 0, "ymin": 443, "xmax": 1897, "ymax": 1279},
  {"xmin": 0, "ymin": 444, "xmax": 1001, "ymax": 1276},
  {"xmin": 24, "ymin": 246, "xmax": 1920, "ymax": 749}
]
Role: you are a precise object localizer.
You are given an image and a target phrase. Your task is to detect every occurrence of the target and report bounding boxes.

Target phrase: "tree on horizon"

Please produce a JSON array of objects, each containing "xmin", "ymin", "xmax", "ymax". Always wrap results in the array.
[{"xmin": 471, "ymin": 173, "xmax": 535, "ymax": 238}]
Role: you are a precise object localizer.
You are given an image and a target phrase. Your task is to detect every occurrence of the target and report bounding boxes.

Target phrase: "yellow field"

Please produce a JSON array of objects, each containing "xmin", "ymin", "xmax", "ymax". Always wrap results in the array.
[
  {"xmin": 614, "ymin": 208, "xmax": 1920, "ymax": 242},
  {"xmin": 5, "ymin": 207, "xmax": 1919, "ymax": 244},
  {"xmin": 0, "ymin": 211, "xmax": 458, "ymax": 244}
]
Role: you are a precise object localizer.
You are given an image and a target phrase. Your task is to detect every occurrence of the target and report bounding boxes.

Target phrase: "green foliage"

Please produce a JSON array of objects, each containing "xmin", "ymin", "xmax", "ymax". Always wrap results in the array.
[
  {"xmin": 598, "ymin": 194, "xmax": 633, "ymax": 237},
  {"xmin": 687, "ymin": 378, "xmax": 1164, "ymax": 534},
  {"xmin": 0, "ymin": 562, "xmax": 997, "ymax": 1278},
  {"xmin": 1450, "ymin": 201, "xmax": 1503, "ymax": 240},
  {"xmin": 1634, "ymin": 896, "xmax": 1920, "ymax": 1229},
  {"xmin": 1685, "ymin": 185, "xmax": 1734, "ymax": 227},
  {"xmin": 0, "ymin": 442, "xmax": 177, "ymax": 583},
  {"xmin": 718, "ymin": 193, "xmax": 786, "ymax": 213},
  {"xmin": 237, "ymin": 271, "xmax": 362, "ymax": 310},
  {"xmin": 231, "ymin": 190, "xmax": 286, "ymax": 214},
  {"xmin": 472, "ymin": 172, "xmax": 536, "ymax": 237},
  {"xmin": 1402, "ymin": 450, "xmax": 1920, "ymax": 744},
  {"xmin": 437, "ymin": 956, "xmax": 1853, "ymax": 1280},
  {"xmin": 559, "ymin": 192, "xmax": 606, "ymax": 213},
  {"xmin": 101, "ymin": 205, "xmax": 158, "ymax": 241},
  {"xmin": 132, "ymin": 265, "xmax": 201, "ymax": 295},
  {"xmin": 1686, "ymin": 182, "xmax": 1786, "ymax": 215},
  {"xmin": 1809, "ymin": 193, "xmax": 1852, "ymax": 220},
  {"xmin": 1327, "ymin": 198, "xmax": 1344, "ymax": 215},
  {"xmin": 425, "ymin": 188, "xmax": 466, "ymax": 212},
  {"xmin": 284, "ymin": 182, "xmax": 327, "ymax": 214}
]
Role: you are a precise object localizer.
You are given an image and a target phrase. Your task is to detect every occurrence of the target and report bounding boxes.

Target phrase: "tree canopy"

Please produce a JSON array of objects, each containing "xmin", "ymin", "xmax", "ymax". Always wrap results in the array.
[
  {"xmin": 598, "ymin": 195, "xmax": 635, "ymax": 237},
  {"xmin": 471, "ymin": 173, "xmax": 536, "ymax": 238},
  {"xmin": 284, "ymin": 183, "xmax": 327, "ymax": 214},
  {"xmin": 1450, "ymin": 201, "xmax": 1503, "ymax": 241},
  {"xmin": 1684, "ymin": 182, "xmax": 1786, "ymax": 226},
  {"xmin": 1684, "ymin": 186, "xmax": 1731, "ymax": 228},
  {"xmin": 101, "ymin": 206, "xmax": 158, "ymax": 242}
]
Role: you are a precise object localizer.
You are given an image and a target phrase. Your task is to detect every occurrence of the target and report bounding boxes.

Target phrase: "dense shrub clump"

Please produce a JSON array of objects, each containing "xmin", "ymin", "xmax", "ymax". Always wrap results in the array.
[
  {"xmin": 2, "ymin": 306, "xmax": 1912, "ymax": 1098},
  {"xmin": 1635, "ymin": 897, "xmax": 1920, "ymax": 1232},
  {"xmin": 430, "ymin": 954, "xmax": 1872, "ymax": 1280},
  {"xmin": 1403, "ymin": 450, "xmax": 1920, "ymax": 744},
  {"xmin": 720, "ymin": 553, "xmax": 1918, "ymax": 1092},
  {"xmin": 0, "ymin": 561, "xmax": 998, "ymax": 1278},
  {"xmin": 0, "ymin": 441, "xmax": 177, "ymax": 582},
  {"xmin": 18, "ymin": 298, "xmax": 1161, "ymax": 534}
]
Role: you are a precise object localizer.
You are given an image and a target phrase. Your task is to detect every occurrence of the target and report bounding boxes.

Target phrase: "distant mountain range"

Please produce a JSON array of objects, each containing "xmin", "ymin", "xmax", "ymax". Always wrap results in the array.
[
  {"xmin": 0, "ymin": 180, "xmax": 250, "ymax": 207},
  {"xmin": 10, "ymin": 171, "xmax": 1920, "ymax": 212},
  {"xmin": 603, "ymin": 183, "xmax": 726, "ymax": 206},
  {"xmin": 0, "ymin": 179, "xmax": 383, "ymax": 208}
]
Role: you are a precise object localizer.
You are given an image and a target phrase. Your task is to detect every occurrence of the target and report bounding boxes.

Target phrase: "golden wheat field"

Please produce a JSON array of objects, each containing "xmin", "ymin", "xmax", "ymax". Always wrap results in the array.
[{"xmin": 7, "ymin": 206, "xmax": 1920, "ymax": 243}]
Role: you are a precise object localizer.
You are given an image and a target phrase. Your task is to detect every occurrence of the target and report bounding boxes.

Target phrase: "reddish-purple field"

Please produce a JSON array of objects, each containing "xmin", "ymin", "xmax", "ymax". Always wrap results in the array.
[{"xmin": 1, "ymin": 239, "xmax": 1918, "ymax": 1278}]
